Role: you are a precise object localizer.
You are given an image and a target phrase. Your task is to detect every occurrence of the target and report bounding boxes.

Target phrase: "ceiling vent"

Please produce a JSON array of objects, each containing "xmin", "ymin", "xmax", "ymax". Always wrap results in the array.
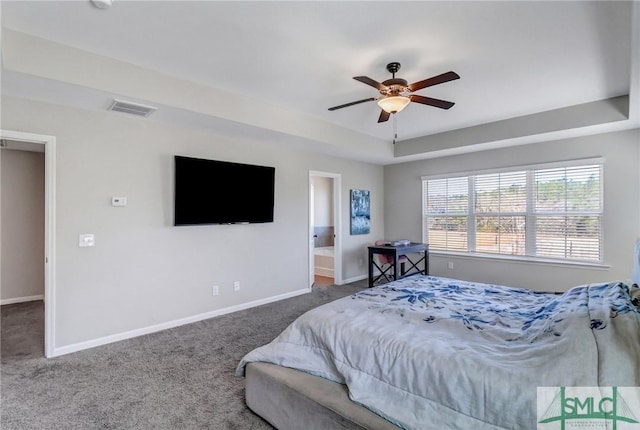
[{"xmin": 108, "ymin": 99, "xmax": 157, "ymax": 117}]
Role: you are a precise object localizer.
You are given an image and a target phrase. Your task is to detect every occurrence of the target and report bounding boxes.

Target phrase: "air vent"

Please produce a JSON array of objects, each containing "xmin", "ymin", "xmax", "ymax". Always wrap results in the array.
[{"xmin": 108, "ymin": 99, "xmax": 157, "ymax": 117}]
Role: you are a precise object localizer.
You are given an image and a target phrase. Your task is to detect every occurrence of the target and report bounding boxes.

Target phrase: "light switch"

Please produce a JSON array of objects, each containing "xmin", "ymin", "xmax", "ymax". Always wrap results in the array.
[
  {"xmin": 79, "ymin": 234, "xmax": 95, "ymax": 247},
  {"xmin": 111, "ymin": 197, "xmax": 127, "ymax": 207}
]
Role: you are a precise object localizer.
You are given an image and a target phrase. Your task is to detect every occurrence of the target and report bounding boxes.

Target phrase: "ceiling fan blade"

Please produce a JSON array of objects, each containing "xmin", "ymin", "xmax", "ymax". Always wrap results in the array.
[
  {"xmin": 377, "ymin": 110, "xmax": 391, "ymax": 123},
  {"xmin": 353, "ymin": 76, "xmax": 387, "ymax": 92},
  {"xmin": 410, "ymin": 95, "xmax": 455, "ymax": 110},
  {"xmin": 328, "ymin": 97, "xmax": 376, "ymax": 111},
  {"xmin": 408, "ymin": 71, "xmax": 460, "ymax": 92}
]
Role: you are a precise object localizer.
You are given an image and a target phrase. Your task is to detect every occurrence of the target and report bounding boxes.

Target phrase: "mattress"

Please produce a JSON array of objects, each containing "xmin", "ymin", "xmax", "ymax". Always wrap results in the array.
[
  {"xmin": 238, "ymin": 275, "xmax": 640, "ymax": 429},
  {"xmin": 246, "ymin": 362, "xmax": 399, "ymax": 430}
]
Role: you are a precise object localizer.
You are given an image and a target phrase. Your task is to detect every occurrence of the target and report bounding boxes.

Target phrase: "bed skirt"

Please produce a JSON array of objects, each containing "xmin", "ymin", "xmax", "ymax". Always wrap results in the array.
[{"xmin": 245, "ymin": 362, "xmax": 399, "ymax": 430}]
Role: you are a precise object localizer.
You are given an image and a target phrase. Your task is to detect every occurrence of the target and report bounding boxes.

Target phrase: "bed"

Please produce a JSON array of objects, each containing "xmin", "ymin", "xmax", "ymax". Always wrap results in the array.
[{"xmin": 236, "ymin": 275, "xmax": 640, "ymax": 429}]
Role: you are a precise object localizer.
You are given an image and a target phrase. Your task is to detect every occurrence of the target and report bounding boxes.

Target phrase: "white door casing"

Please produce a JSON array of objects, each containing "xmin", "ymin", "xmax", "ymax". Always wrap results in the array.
[{"xmin": 0, "ymin": 129, "xmax": 56, "ymax": 358}]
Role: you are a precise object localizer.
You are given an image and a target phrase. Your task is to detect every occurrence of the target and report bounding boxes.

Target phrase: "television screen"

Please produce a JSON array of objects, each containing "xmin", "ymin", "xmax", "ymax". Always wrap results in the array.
[{"xmin": 174, "ymin": 156, "xmax": 275, "ymax": 226}]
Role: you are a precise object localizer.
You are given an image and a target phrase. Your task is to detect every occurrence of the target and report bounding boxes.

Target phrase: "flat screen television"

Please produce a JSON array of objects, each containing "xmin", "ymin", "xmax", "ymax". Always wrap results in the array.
[{"xmin": 174, "ymin": 155, "xmax": 275, "ymax": 226}]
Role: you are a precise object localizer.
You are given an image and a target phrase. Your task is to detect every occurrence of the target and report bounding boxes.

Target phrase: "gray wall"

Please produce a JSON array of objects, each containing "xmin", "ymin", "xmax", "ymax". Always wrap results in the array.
[
  {"xmin": 385, "ymin": 128, "xmax": 640, "ymax": 291},
  {"xmin": 8, "ymin": 92, "xmax": 634, "ymax": 351},
  {"xmin": 312, "ymin": 176, "xmax": 333, "ymax": 228},
  {"xmin": 312, "ymin": 176, "xmax": 334, "ymax": 248},
  {"xmin": 1, "ymin": 96, "xmax": 383, "ymax": 349},
  {"xmin": 0, "ymin": 148, "xmax": 45, "ymax": 302}
]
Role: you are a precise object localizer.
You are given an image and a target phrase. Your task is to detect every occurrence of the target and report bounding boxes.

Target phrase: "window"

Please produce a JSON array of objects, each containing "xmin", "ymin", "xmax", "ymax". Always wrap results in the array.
[{"xmin": 422, "ymin": 162, "xmax": 603, "ymax": 263}]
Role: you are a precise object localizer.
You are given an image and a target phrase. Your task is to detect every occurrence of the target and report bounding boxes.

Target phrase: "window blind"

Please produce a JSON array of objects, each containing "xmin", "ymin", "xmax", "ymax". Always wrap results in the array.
[
  {"xmin": 422, "ymin": 163, "xmax": 602, "ymax": 263},
  {"xmin": 424, "ymin": 176, "xmax": 468, "ymax": 252}
]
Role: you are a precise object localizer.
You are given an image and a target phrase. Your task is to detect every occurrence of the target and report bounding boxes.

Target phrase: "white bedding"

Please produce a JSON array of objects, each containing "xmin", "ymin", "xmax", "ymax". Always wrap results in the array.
[{"xmin": 236, "ymin": 276, "xmax": 640, "ymax": 429}]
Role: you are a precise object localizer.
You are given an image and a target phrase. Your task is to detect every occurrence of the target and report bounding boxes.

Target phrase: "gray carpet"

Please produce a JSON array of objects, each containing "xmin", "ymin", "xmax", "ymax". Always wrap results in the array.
[{"xmin": 1, "ymin": 280, "xmax": 367, "ymax": 430}]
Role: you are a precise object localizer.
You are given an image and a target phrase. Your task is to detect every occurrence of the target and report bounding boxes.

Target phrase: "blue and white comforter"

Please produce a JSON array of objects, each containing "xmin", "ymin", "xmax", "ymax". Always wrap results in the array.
[{"xmin": 236, "ymin": 276, "xmax": 640, "ymax": 429}]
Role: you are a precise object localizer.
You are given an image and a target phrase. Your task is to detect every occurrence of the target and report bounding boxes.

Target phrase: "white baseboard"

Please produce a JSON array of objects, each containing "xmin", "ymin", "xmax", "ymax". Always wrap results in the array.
[
  {"xmin": 0, "ymin": 294, "xmax": 44, "ymax": 305},
  {"xmin": 53, "ymin": 288, "xmax": 311, "ymax": 357},
  {"xmin": 315, "ymin": 267, "xmax": 334, "ymax": 277},
  {"xmin": 339, "ymin": 274, "xmax": 367, "ymax": 285}
]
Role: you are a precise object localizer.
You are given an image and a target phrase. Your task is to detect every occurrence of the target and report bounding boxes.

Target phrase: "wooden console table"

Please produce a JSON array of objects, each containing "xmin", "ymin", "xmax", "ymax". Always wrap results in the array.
[{"xmin": 367, "ymin": 242, "xmax": 429, "ymax": 288}]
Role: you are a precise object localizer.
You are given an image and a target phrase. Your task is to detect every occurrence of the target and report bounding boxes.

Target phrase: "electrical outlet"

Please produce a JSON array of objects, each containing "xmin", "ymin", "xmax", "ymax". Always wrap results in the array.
[
  {"xmin": 359, "ymin": 259, "xmax": 364, "ymax": 266},
  {"xmin": 448, "ymin": 261, "xmax": 454, "ymax": 270},
  {"xmin": 233, "ymin": 281, "xmax": 240, "ymax": 292},
  {"xmin": 212, "ymin": 285, "xmax": 219, "ymax": 296}
]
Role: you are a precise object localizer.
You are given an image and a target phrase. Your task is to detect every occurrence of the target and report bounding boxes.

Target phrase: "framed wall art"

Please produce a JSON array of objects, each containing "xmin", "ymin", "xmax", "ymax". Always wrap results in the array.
[{"xmin": 350, "ymin": 189, "xmax": 370, "ymax": 235}]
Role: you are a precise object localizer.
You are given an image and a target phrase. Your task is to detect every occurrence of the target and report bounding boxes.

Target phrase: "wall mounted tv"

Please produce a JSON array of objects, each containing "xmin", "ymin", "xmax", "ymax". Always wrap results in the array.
[{"xmin": 174, "ymin": 155, "xmax": 275, "ymax": 226}]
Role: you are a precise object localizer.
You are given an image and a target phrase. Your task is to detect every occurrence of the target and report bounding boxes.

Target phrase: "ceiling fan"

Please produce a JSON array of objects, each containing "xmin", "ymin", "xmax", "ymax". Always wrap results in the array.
[{"xmin": 328, "ymin": 62, "xmax": 460, "ymax": 123}]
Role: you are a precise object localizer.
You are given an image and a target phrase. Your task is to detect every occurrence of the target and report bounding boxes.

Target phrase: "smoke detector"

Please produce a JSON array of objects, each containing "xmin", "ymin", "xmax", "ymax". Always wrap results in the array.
[{"xmin": 91, "ymin": 0, "xmax": 112, "ymax": 9}]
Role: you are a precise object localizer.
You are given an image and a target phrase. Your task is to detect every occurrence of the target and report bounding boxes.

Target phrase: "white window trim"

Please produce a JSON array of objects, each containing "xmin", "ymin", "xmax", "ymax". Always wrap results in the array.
[{"xmin": 431, "ymin": 249, "xmax": 611, "ymax": 270}]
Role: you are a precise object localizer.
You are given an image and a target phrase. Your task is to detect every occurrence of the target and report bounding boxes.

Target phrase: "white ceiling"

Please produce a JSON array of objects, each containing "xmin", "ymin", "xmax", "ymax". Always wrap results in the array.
[{"xmin": 1, "ymin": 1, "xmax": 639, "ymax": 164}]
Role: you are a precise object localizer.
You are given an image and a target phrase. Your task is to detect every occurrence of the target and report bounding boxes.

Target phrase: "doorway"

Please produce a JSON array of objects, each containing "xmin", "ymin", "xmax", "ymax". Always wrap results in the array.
[
  {"xmin": 309, "ymin": 171, "xmax": 342, "ymax": 288},
  {"xmin": 0, "ymin": 130, "xmax": 56, "ymax": 358}
]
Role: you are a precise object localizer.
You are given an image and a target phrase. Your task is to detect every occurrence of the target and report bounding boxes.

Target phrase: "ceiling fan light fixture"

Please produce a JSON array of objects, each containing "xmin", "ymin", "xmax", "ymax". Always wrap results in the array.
[
  {"xmin": 90, "ymin": 0, "xmax": 112, "ymax": 9},
  {"xmin": 377, "ymin": 95, "xmax": 410, "ymax": 114}
]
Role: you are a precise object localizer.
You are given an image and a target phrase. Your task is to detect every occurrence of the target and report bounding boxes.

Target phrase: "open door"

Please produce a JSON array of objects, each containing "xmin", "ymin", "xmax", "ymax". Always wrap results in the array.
[{"xmin": 309, "ymin": 171, "xmax": 342, "ymax": 288}]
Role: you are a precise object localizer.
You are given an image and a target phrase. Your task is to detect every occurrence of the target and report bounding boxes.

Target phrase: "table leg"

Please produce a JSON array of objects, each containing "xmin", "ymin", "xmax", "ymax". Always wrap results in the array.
[
  {"xmin": 393, "ymin": 251, "xmax": 399, "ymax": 281},
  {"xmin": 368, "ymin": 249, "xmax": 374, "ymax": 288}
]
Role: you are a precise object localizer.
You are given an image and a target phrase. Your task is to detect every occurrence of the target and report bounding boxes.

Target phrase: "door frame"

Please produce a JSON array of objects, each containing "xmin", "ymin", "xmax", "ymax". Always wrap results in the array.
[
  {"xmin": 309, "ymin": 171, "xmax": 342, "ymax": 287},
  {"xmin": 1, "ymin": 129, "xmax": 56, "ymax": 358}
]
